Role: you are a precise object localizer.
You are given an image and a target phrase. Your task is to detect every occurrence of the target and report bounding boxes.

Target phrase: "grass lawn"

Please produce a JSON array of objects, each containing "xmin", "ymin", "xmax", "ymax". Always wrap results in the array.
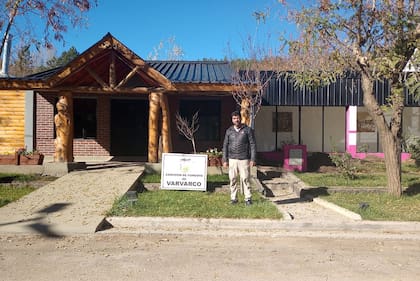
[
  {"xmin": 107, "ymin": 173, "xmax": 282, "ymax": 220},
  {"xmin": 296, "ymin": 161, "xmax": 419, "ymax": 188},
  {"xmin": 0, "ymin": 173, "xmax": 57, "ymax": 208},
  {"xmin": 295, "ymin": 172, "xmax": 419, "ymax": 188},
  {"xmin": 321, "ymin": 192, "xmax": 420, "ymax": 221},
  {"xmin": 0, "ymin": 173, "xmax": 38, "ymax": 208},
  {"xmin": 0, "ymin": 186, "xmax": 35, "ymax": 208},
  {"xmin": 294, "ymin": 158, "xmax": 420, "ymax": 221}
]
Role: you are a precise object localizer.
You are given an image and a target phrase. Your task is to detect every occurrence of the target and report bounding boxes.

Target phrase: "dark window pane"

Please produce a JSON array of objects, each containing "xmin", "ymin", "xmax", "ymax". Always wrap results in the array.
[
  {"xmin": 179, "ymin": 100, "xmax": 221, "ymax": 141},
  {"xmin": 74, "ymin": 98, "xmax": 97, "ymax": 139}
]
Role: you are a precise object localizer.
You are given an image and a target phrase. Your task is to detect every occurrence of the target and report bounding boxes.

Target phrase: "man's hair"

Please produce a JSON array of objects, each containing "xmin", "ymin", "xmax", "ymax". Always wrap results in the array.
[{"xmin": 231, "ymin": 111, "xmax": 241, "ymax": 117}]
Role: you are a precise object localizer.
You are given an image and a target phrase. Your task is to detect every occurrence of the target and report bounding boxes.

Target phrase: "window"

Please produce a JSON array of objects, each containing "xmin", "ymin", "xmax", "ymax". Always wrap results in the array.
[
  {"xmin": 272, "ymin": 112, "xmax": 293, "ymax": 132},
  {"xmin": 179, "ymin": 100, "xmax": 221, "ymax": 141},
  {"xmin": 74, "ymin": 98, "xmax": 97, "ymax": 139}
]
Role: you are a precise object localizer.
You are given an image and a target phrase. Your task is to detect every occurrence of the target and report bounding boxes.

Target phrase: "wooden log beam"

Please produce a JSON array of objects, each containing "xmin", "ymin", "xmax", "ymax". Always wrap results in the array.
[
  {"xmin": 86, "ymin": 67, "xmax": 110, "ymax": 90},
  {"xmin": 115, "ymin": 66, "xmax": 141, "ymax": 89},
  {"xmin": 39, "ymin": 86, "xmax": 153, "ymax": 94},
  {"xmin": 47, "ymin": 34, "xmax": 114, "ymax": 87},
  {"xmin": 0, "ymin": 79, "xmax": 48, "ymax": 90},
  {"xmin": 173, "ymin": 83, "xmax": 251, "ymax": 93},
  {"xmin": 54, "ymin": 92, "xmax": 74, "ymax": 162},
  {"xmin": 109, "ymin": 52, "xmax": 116, "ymax": 88},
  {"xmin": 160, "ymin": 93, "xmax": 172, "ymax": 153},
  {"xmin": 148, "ymin": 92, "xmax": 160, "ymax": 163}
]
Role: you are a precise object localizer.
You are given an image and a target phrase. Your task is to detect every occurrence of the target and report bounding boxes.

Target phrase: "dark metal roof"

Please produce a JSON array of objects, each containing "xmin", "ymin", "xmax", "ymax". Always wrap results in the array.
[
  {"xmin": 24, "ymin": 67, "xmax": 62, "ymax": 80},
  {"xmin": 19, "ymin": 61, "xmax": 235, "ymax": 84},
  {"xmin": 146, "ymin": 61, "xmax": 234, "ymax": 84},
  {"xmin": 263, "ymin": 73, "xmax": 419, "ymax": 107},
  {"xmin": 10, "ymin": 62, "xmax": 420, "ymax": 107}
]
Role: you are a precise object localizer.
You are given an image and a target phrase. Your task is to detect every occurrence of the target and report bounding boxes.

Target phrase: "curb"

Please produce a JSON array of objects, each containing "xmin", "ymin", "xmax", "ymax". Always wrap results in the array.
[
  {"xmin": 282, "ymin": 171, "xmax": 363, "ymax": 221},
  {"xmin": 102, "ymin": 216, "xmax": 420, "ymax": 240},
  {"xmin": 313, "ymin": 197, "xmax": 362, "ymax": 221}
]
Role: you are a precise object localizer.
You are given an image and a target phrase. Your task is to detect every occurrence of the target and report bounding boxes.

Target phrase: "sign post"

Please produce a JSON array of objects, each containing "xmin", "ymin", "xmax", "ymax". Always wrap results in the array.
[{"xmin": 161, "ymin": 153, "xmax": 207, "ymax": 191}]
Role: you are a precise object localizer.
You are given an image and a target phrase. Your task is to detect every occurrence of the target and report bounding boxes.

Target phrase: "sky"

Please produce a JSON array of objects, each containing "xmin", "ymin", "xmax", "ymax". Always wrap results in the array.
[{"xmin": 53, "ymin": 0, "xmax": 293, "ymax": 61}]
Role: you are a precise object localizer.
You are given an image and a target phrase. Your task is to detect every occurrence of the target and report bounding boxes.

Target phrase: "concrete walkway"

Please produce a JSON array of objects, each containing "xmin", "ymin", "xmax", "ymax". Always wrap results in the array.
[
  {"xmin": 256, "ymin": 165, "xmax": 362, "ymax": 221},
  {"xmin": 0, "ymin": 162, "xmax": 144, "ymax": 236}
]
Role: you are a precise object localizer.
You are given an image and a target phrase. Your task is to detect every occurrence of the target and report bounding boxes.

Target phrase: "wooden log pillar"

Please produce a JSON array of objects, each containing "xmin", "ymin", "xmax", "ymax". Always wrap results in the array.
[
  {"xmin": 240, "ymin": 98, "xmax": 251, "ymax": 126},
  {"xmin": 159, "ymin": 93, "xmax": 172, "ymax": 153},
  {"xmin": 148, "ymin": 92, "xmax": 160, "ymax": 163},
  {"xmin": 54, "ymin": 93, "xmax": 74, "ymax": 162}
]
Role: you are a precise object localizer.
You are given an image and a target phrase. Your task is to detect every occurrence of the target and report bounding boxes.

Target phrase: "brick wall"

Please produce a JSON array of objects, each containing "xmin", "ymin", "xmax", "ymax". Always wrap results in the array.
[
  {"xmin": 73, "ymin": 96, "xmax": 110, "ymax": 156},
  {"xmin": 36, "ymin": 93, "xmax": 111, "ymax": 156},
  {"xmin": 35, "ymin": 93, "xmax": 55, "ymax": 155}
]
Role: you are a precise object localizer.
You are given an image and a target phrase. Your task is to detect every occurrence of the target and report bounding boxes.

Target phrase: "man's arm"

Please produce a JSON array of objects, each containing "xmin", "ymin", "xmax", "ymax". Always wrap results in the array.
[
  {"xmin": 248, "ymin": 127, "xmax": 257, "ymax": 163},
  {"xmin": 222, "ymin": 129, "xmax": 230, "ymax": 166}
]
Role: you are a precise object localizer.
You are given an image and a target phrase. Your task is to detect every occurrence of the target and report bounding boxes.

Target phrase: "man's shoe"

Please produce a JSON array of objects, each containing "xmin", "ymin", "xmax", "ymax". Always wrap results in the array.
[
  {"xmin": 230, "ymin": 199, "xmax": 238, "ymax": 205},
  {"xmin": 245, "ymin": 199, "xmax": 252, "ymax": 206}
]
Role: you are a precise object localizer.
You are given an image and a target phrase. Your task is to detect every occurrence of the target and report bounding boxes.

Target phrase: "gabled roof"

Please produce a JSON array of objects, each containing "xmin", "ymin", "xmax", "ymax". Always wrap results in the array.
[
  {"xmin": 45, "ymin": 33, "xmax": 174, "ymax": 92},
  {"xmin": 0, "ymin": 33, "xmax": 236, "ymax": 92},
  {"xmin": 23, "ymin": 60, "xmax": 235, "ymax": 85}
]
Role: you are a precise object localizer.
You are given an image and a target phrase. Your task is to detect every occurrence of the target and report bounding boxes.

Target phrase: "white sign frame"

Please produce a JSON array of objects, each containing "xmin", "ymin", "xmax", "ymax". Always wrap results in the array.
[{"xmin": 161, "ymin": 153, "xmax": 207, "ymax": 191}]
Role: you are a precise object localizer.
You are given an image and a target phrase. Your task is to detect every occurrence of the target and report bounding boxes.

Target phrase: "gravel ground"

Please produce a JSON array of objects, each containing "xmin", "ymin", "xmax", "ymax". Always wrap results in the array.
[
  {"xmin": 1, "ymin": 163, "xmax": 420, "ymax": 281},
  {"xmin": 1, "ymin": 233, "xmax": 420, "ymax": 281}
]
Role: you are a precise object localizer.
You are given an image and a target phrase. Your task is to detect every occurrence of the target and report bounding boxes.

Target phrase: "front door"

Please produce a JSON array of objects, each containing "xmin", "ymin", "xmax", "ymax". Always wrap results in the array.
[{"xmin": 111, "ymin": 99, "xmax": 149, "ymax": 156}]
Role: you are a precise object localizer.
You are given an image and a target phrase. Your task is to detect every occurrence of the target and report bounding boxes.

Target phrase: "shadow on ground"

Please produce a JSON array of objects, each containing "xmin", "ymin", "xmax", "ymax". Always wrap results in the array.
[
  {"xmin": 0, "ymin": 203, "xmax": 71, "ymax": 238},
  {"xmin": 404, "ymin": 183, "xmax": 420, "ymax": 196}
]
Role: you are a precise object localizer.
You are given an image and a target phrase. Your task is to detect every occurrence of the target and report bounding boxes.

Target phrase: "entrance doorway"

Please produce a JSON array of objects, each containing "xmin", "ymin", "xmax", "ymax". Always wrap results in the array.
[{"xmin": 111, "ymin": 99, "xmax": 149, "ymax": 156}]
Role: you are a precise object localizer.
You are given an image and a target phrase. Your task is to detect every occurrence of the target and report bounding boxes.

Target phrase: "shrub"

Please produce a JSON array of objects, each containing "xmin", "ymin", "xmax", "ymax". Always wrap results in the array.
[{"xmin": 328, "ymin": 152, "xmax": 358, "ymax": 179}]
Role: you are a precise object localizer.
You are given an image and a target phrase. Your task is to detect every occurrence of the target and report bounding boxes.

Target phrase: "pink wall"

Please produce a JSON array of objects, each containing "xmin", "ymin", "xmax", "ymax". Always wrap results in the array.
[{"xmin": 345, "ymin": 106, "xmax": 411, "ymax": 161}]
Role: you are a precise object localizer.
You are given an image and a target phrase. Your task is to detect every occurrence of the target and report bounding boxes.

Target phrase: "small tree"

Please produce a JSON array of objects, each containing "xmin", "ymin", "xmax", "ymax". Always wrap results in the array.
[
  {"xmin": 9, "ymin": 44, "xmax": 33, "ymax": 76},
  {"xmin": 175, "ymin": 111, "xmax": 199, "ymax": 154},
  {"xmin": 229, "ymin": 11, "xmax": 280, "ymax": 128},
  {"xmin": 147, "ymin": 36, "xmax": 184, "ymax": 61},
  {"xmin": 0, "ymin": 0, "xmax": 97, "ymax": 59},
  {"xmin": 231, "ymin": 59, "xmax": 275, "ymax": 128},
  {"xmin": 35, "ymin": 46, "xmax": 79, "ymax": 72}
]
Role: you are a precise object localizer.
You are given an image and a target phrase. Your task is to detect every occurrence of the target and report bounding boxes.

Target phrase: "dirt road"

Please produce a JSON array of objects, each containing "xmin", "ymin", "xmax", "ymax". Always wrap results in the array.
[{"xmin": 1, "ymin": 233, "xmax": 419, "ymax": 281}]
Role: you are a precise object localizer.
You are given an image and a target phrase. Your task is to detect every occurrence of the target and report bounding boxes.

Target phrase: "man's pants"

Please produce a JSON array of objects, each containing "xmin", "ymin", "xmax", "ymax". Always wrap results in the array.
[{"xmin": 228, "ymin": 159, "xmax": 251, "ymax": 201}]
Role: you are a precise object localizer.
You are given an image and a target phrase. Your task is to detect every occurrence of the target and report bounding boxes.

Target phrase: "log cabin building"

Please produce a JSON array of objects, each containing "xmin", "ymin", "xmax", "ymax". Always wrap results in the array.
[
  {"xmin": 0, "ymin": 33, "xmax": 239, "ymax": 163},
  {"xmin": 0, "ymin": 33, "xmax": 419, "ymax": 164}
]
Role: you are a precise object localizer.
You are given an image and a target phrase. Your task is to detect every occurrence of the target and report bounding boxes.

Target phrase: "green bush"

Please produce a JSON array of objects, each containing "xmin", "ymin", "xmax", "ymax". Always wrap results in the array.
[{"xmin": 328, "ymin": 152, "xmax": 358, "ymax": 179}]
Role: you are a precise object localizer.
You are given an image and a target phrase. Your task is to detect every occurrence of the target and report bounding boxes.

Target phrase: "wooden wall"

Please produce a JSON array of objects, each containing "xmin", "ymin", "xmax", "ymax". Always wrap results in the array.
[{"xmin": 0, "ymin": 90, "xmax": 25, "ymax": 154}]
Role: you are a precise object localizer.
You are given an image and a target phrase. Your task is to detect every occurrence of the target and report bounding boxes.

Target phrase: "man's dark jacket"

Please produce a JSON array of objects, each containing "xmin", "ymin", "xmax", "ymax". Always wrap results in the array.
[{"xmin": 222, "ymin": 124, "xmax": 256, "ymax": 163}]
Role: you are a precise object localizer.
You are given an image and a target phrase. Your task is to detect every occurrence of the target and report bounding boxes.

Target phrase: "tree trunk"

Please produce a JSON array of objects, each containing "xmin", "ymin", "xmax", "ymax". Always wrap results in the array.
[
  {"xmin": 382, "ymin": 132, "xmax": 403, "ymax": 196},
  {"xmin": 360, "ymin": 74, "xmax": 403, "ymax": 196},
  {"xmin": 148, "ymin": 92, "xmax": 160, "ymax": 163},
  {"xmin": 160, "ymin": 93, "xmax": 172, "ymax": 153}
]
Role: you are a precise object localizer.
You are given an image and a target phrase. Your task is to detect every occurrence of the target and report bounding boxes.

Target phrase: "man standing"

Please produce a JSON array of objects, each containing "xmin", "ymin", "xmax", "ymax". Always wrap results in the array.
[{"xmin": 222, "ymin": 111, "xmax": 257, "ymax": 206}]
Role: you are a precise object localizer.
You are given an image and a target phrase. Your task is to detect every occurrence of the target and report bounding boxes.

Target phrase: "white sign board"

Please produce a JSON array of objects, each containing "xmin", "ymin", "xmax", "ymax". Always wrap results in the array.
[
  {"xmin": 289, "ymin": 149, "xmax": 303, "ymax": 166},
  {"xmin": 161, "ymin": 153, "xmax": 207, "ymax": 191}
]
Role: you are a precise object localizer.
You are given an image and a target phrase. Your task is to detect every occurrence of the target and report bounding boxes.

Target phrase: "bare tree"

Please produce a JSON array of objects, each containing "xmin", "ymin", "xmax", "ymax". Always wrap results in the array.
[
  {"xmin": 0, "ymin": 0, "xmax": 97, "ymax": 59},
  {"xmin": 229, "ymin": 10, "xmax": 280, "ymax": 128},
  {"xmin": 280, "ymin": 0, "xmax": 420, "ymax": 196},
  {"xmin": 231, "ymin": 57, "xmax": 278, "ymax": 128},
  {"xmin": 175, "ymin": 111, "xmax": 199, "ymax": 154},
  {"xmin": 147, "ymin": 36, "xmax": 184, "ymax": 61}
]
